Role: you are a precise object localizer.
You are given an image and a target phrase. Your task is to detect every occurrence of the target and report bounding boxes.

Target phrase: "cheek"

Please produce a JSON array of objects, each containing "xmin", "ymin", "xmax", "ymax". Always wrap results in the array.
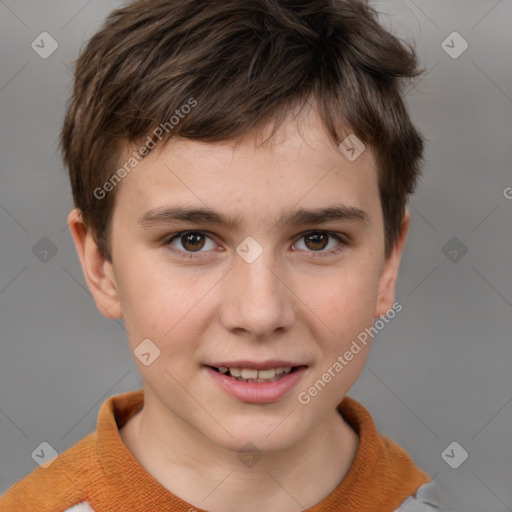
[
  {"xmin": 115, "ymin": 258, "xmax": 217, "ymax": 352},
  {"xmin": 300, "ymin": 262, "xmax": 382, "ymax": 338}
]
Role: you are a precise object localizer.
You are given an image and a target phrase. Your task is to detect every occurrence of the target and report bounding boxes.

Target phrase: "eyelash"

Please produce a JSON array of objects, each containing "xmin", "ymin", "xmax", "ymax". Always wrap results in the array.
[{"xmin": 162, "ymin": 230, "xmax": 350, "ymax": 260}]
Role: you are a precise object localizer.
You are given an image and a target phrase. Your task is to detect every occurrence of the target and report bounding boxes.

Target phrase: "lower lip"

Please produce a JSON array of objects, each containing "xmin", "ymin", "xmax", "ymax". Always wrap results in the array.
[{"xmin": 205, "ymin": 366, "xmax": 307, "ymax": 403}]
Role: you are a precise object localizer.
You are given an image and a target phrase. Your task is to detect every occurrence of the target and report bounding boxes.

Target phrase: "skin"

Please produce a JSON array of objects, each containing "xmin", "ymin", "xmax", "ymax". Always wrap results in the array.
[{"xmin": 69, "ymin": 105, "xmax": 410, "ymax": 512}]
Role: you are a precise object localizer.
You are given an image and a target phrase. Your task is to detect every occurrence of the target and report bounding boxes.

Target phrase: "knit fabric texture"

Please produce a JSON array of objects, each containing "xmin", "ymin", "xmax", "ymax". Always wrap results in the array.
[{"xmin": 1, "ymin": 389, "xmax": 431, "ymax": 512}]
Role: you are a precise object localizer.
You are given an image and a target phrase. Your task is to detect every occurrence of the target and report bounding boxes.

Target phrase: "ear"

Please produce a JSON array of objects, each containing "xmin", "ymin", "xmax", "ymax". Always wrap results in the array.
[
  {"xmin": 374, "ymin": 208, "xmax": 410, "ymax": 318},
  {"xmin": 67, "ymin": 208, "xmax": 123, "ymax": 319}
]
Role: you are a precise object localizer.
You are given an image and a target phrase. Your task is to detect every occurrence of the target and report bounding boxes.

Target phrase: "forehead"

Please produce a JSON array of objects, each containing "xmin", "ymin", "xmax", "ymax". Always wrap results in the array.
[{"xmin": 113, "ymin": 109, "xmax": 381, "ymax": 227}]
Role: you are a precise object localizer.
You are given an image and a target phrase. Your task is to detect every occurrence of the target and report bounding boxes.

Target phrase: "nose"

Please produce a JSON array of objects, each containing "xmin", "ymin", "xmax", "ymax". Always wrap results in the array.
[{"xmin": 219, "ymin": 245, "xmax": 296, "ymax": 340}]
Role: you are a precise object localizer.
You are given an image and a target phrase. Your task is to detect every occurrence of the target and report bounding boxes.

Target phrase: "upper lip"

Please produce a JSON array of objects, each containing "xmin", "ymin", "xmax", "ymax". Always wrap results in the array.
[{"xmin": 206, "ymin": 360, "xmax": 306, "ymax": 370}]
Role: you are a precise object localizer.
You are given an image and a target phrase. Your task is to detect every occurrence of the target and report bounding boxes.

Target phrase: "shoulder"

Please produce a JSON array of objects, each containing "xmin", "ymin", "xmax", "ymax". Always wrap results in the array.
[
  {"xmin": 395, "ymin": 480, "xmax": 467, "ymax": 512},
  {"xmin": 0, "ymin": 432, "xmax": 96, "ymax": 512}
]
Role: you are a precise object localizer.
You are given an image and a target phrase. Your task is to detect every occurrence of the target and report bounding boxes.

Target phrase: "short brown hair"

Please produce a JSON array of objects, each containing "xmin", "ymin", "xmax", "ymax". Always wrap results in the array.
[{"xmin": 61, "ymin": 0, "xmax": 426, "ymax": 261}]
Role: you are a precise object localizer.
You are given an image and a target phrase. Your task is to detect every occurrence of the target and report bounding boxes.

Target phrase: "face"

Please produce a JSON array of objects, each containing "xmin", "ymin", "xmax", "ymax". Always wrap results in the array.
[{"xmin": 72, "ymin": 107, "xmax": 408, "ymax": 455}]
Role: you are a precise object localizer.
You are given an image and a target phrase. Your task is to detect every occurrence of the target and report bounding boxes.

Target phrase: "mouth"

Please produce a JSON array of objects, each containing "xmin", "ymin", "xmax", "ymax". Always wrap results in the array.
[
  {"xmin": 207, "ymin": 365, "xmax": 305, "ymax": 383},
  {"xmin": 204, "ymin": 363, "xmax": 308, "ymax": 403}
]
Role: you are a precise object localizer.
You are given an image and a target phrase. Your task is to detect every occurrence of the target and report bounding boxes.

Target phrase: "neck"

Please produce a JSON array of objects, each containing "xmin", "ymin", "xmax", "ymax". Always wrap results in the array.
[{"xmin": 120, "ymin": 394, "xmax": 359, "ymax": 512}]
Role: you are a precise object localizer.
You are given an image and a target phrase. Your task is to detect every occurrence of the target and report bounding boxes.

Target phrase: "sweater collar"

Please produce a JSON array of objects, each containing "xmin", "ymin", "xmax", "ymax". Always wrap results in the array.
[{"xmin": 95, "ymin": 388, "xmax": 429, "ymax": 511}]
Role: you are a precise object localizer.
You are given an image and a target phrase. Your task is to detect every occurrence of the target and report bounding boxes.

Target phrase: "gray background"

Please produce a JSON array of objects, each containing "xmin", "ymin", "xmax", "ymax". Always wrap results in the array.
[{"xmin": 1, "ymin": 0, "xmax": 511, "ymax": 510}]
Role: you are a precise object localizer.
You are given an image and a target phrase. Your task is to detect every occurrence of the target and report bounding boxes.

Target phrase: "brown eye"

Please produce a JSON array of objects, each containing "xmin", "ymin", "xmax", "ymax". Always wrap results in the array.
[
  {"xmin": 303, "ymin": 232, "xmax": 329, "ymax": 251},
  {"xmin": 180, "ymin": 232, "xmax": 205, "ymax": 252},
  {"xmin": 293, "ymin": 231, "xmax": 348, "ymax": 257},
  {"xmin": 167, "ymin": 231, "xmax": 217, "ymax": 256}
]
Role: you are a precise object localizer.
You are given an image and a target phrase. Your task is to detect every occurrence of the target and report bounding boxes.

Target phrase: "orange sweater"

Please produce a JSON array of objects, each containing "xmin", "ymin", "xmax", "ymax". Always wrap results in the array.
[{"xmin": 1, "ymin": 389, "xmax": 434, "ymax": 512}]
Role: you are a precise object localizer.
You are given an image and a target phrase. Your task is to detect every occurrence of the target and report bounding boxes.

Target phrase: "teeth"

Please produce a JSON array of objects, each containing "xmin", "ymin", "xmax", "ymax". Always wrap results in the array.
[
  {"xmin": 240, "ymin": 368, "xmax": 258, "ymax": 379},
  {"xmin": 258, "ymin": 368, "xmax": 276, "ymax": 379},
  {"xmin": 215, "ymin": 366, "xmax": 295, "ymax": 380},
  {"xmin": 230, "ymin": 367, "xmax": 241, "ymax": 377}
]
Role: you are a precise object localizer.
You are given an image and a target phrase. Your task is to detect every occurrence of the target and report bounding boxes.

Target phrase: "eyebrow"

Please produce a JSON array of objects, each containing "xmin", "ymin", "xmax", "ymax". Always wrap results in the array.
[{"xmin": 137, "ymin": 203, "xmax": 370, "ymax": 231}]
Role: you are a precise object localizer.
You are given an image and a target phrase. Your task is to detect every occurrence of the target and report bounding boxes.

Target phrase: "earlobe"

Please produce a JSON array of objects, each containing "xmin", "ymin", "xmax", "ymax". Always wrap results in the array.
[
  {"xmin": 374, "ymin": 208, "xmax": 410, "ymax": 318},
  {"xmin": 67, "ymin": 208, "xmax": 123, "ymax": 319}
]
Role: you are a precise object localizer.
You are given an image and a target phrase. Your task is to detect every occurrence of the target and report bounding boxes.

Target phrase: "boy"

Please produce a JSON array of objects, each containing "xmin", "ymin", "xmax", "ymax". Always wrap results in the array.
[{"xmin": 1, "ymin": 0, "xmax": 462, "ymax": 511}]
